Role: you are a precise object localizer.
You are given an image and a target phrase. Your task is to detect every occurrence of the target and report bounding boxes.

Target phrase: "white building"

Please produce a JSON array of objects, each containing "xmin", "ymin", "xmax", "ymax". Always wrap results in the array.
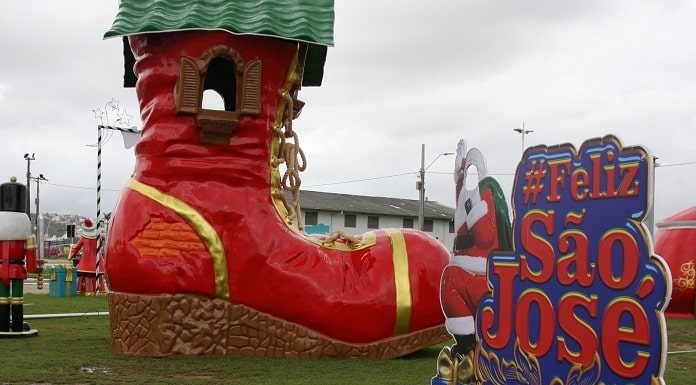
[{"xmin": 293, "ymin": 190, "xmax": 455, "ymax": 250}]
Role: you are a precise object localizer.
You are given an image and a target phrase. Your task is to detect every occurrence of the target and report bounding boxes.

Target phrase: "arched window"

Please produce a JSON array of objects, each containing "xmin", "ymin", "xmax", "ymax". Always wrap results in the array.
[
  {"xmin": 174, "ymin": 46, "xmax": 262, "ymax": 144},
  {"xmin": 203, "ymin": 57, "xmax": 237, "ymax": 111},
  {"xmin": 202, "ymin": 89, "xmax": 226, "ymax": 111}
]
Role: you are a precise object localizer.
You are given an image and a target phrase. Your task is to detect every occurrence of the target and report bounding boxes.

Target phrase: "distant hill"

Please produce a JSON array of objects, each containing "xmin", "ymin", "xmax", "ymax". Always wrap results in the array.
[{"xmin": 33, "ymin": 213, "xmax": 104, "ymax": 240}]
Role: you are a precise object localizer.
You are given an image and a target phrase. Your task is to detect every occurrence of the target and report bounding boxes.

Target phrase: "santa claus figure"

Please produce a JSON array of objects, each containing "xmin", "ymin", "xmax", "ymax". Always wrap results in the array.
[
  {"xmin": 439, "ymin": 141, "xmax": 512, "ymax": 376},
  {"xmin": 69, "ymin": 218, "xmax": 105, "ymax": 295}
]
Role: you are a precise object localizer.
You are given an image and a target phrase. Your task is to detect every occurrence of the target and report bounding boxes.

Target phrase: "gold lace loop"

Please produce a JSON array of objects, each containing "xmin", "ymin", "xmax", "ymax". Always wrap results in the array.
[
  {"xmin": 276, "ymin": 88, "xmax": 307, "ymax": 230},
  {"xmin": 321, "ymin": 231, "xmax": 358, "ymax": 246}
]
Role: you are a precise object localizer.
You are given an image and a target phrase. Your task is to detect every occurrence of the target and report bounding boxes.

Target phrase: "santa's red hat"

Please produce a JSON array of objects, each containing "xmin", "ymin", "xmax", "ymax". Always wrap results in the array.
[{"xmin": 81, "ymin": 218, "xmax": 98, "ymax": 238}]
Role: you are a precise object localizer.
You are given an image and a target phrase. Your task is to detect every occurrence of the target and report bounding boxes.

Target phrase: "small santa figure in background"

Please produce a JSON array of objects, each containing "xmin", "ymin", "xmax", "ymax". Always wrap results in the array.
[
  {"xmin": 0, "ymin": 177, "xmax": 40, "ymax": 335},
  {"xmin": 69, "ymin": 218, "xmax": 105, "ymax": 295},
  {"xmin": 440, "ymin": 141, "xmax": 512, "ymax": 361}
]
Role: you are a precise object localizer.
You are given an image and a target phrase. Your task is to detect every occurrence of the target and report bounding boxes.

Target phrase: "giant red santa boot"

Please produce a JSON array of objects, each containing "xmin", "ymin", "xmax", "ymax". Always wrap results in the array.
[
  {"xmin": 439, "ymin": 141, "xmax": 512, "ymax": 377},
  {"xmin": 103, "ymin": 26, "xmax": 450, "ymax": 357}
]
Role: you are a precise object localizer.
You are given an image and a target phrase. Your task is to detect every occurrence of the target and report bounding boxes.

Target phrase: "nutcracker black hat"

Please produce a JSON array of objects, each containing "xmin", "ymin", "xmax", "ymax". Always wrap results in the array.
[{"xmin": 0, "ymin": 176, "xmax": 27, "ymax": 213}]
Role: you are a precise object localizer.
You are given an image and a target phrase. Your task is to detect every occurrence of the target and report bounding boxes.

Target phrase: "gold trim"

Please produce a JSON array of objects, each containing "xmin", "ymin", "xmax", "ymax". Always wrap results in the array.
[
  {"xmin": 437, "ymin": 346, "xmax": 475, "ymax": 384},
  {"xmin": 385, "ymin": 228, "xmax": 412, "ymax": 335},
  {"xmin": 10, "ymin": 297, "xmax": 23, "ymax": 305},
  {"xmin": 0, "ymin": 297, "xmax": 9, "ymax": 305},
  {"xmin": 268, "ymin": 52, "xmax": 377, "ymax": 251},
  {"xmin": 269, "ymin": 53, "xmax": 298, "ymax": 227},
  {"xmin": 128, "ymin": 179, "xmax": 230, "ymax": 300},
  {"xmin": 25, "ymin": 235, "xmax": 37, "ymax": 250},
  {"xmin": 676, "ymin": 260, "xmax": 695, "ymax": 291}
]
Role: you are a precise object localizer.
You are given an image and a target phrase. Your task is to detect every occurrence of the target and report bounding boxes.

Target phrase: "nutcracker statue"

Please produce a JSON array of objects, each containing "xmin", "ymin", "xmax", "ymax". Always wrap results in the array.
[
  {"xmin": 69, "ymin": 218, "xmax": 105, "ymax": 295},
  {"xmin": 0, "ymin": 177, "xmax": 39, "ymax": 337},
  {"xmin": 434, "ymin": 141, "xmax": 512, "ymax": 384}
]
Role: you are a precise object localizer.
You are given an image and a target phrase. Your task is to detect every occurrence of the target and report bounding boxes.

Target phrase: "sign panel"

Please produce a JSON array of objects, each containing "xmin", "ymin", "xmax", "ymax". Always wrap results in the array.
[{"xmin": 476, "ymin": 135, "xmax": 671, "ymax": 385}]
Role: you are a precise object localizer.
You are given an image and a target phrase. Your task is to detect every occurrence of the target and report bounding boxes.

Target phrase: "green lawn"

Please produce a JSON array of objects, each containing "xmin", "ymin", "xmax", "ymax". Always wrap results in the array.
[{"xmin": 0, "ymin": 294, "xmax": 692, "ymax": 384}]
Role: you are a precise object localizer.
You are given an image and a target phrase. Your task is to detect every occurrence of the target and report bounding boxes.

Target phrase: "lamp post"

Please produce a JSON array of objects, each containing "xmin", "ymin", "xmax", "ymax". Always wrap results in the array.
[
  {"xmin": 32, "ymin": 174, "xmax": 47, "ymax": 228},
  {"xmin": 418, "ymin": 144, "xmax": 453, "ymax": 230},
  {"xmin": 23, "ymin": 153, "xmax": 35, "ymax": 217},
  {"xmin": 513, "ymin": 122, "xmax": 534, "ymax": 153},
  {"xmin": 31, "ymin": 173, "xmax": 47, "ymax": 260}
]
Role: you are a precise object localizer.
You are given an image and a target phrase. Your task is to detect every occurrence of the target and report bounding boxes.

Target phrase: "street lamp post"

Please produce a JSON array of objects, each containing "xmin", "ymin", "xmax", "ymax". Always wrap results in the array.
[
  {"xmin": 513, "ymin": 122, "xmax": 534, "ymax": 153},
  {"xmin": 32, "ymin": 174, "xmax": 47, "ymax": 228},
  {"xmin": 417, "ymin": 144, "xmax": 453, "ymax": 231},
  {"xmin": 23, "ymin": 153, "xmax": 35, "ymax": 217},
  {"xmin": 31, "ymin": 173, "xmax": 47, "ymax": 261}
]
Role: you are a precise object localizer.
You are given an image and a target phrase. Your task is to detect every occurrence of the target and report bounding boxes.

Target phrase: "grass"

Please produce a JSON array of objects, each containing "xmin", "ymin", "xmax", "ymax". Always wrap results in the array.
[{"xmin": 0, "ymin": 294, "xmax": 693, "ymax": 384}]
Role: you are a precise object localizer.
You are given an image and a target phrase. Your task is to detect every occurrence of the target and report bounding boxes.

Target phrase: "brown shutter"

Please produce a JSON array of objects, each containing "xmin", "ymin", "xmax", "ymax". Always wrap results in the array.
[
  {"xmin": 240, "ymin": 59, "xmax": 261, "ymax": 116},
  {"xmin": 175, "ymin": 58, "xmax": 200, "ymax": 115}
]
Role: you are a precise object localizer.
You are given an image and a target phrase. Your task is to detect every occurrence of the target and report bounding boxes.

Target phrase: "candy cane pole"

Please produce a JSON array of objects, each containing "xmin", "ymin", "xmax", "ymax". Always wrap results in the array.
[
  {"xmin": 94, "ymin": 125, "xmax": 140, "ymax": 294},
  {"xmin": 95, "ymin": 124, "xmax": 103, "ymax": 293}
]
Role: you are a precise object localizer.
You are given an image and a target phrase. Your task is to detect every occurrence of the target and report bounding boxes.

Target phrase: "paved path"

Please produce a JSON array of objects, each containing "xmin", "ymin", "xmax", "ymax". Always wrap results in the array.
[
  {"xmin": 25, "ymin": 259, "xmax": 73, "ymax": 294},
  {"xmin": 24, "ymin": 278, "xmax": 48, "ymax": 294}
]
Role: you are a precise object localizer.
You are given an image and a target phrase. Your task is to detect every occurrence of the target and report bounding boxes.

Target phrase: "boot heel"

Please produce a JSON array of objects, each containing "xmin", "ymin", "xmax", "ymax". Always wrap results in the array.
[{"xmin": 109, "ymin": 292, "xmax": 449, "ymax": 358}]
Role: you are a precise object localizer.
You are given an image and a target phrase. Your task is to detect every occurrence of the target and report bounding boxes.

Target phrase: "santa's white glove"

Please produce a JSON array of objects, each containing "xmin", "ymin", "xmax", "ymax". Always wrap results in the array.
[{"xmin": 465, "ymin": 190, "xmax": 488, "ymax": 231}]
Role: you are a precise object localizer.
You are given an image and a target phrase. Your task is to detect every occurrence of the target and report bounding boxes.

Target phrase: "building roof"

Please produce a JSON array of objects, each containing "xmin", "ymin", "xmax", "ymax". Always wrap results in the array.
[
  {"xmin": 291, "ymin": 190, "xmax": 455, "ymax": 220},
  {"xmin": 104, "ymin": 0, "xmax": 334, "ymax": 87},
  {"xmin": 657, "ymin": 205, "xmax": 696, "ymax": 229}
]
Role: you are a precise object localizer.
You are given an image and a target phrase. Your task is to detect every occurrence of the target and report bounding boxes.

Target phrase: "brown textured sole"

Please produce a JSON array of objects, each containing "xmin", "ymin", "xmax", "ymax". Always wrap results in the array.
[{"xmin": 109, "ymin": 292, "xmax": 449, "ymax": 358}]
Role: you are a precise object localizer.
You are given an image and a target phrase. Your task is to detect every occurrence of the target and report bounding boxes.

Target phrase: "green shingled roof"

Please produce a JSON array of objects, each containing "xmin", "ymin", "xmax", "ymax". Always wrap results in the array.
[{"xmin": 104, "ymin": 0, "xmax": 334, "ymax": 87}]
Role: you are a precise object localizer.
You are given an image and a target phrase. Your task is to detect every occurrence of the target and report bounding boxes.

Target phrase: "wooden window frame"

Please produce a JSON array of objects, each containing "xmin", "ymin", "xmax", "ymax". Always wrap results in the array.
[{"xmin": 174, "ymin": 46, "xmax": 262, "ymax": 144}]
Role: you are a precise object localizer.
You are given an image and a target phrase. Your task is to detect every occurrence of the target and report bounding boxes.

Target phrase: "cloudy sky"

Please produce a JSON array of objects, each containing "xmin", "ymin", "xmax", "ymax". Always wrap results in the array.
[{"xmin": 1, "ymin": 1, "xmax": 695, "ymax": 225}]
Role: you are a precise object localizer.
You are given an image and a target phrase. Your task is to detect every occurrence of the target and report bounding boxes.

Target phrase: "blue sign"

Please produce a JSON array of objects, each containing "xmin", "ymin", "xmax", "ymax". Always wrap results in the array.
[{"xmin": 476, "ymin": 135, "xmax": 670, "ymax": 385}]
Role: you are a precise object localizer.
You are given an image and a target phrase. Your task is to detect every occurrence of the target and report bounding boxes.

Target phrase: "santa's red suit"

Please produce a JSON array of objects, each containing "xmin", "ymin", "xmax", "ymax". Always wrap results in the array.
[
  {"xmin": 69, "ymin": 219, "xmax": 105, "ymax": 294},
  {"xmin": 440, "ymin": 141, "xmax": 511, "ymax": 357}
]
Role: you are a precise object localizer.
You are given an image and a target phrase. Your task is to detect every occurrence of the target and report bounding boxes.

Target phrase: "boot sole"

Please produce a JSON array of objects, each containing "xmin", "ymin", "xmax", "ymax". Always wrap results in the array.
[{"xmin": 109, "ymin": 292, "xmax": 449, "ymax": 358}]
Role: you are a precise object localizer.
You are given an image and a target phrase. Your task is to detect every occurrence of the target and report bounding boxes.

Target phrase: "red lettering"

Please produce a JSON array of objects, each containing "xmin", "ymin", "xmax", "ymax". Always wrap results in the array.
[
  {"xmin": 557, "ymin": 293, "xmax": 598, "ymax": 366},
  {"xmin": 598, "ymin": 230, "xmax": 639, "ymax": 289},
  {"xmin": 570, "ymin": 168, "xmax": 589, "ymax": 201},
  {"xmin": 547, "ymin": 158, "xmax": 571, "ymax": 202},
  {"xmin": 481, "ymin": 263, "xmax": 520, "ymax": 349},
  {"xmin": 516, "ymin": 290, "xmax": 554, "ymax": 356},
  {"xmin": 618, "ymin": 162, "xmax": 640, "ymax": 197},
  {"xmin": 590, "ymin": 153, "xmax": 603, "ymax": 199},
  {"xmin": 604, "ymin": 150, "xmax": 617, "ymax": 197},
  {"xmin": 602, "ymin": 298, "xmax": 651, "ymax": 378},
  {"xmin": 557, "ymin": 230, "xmax": 594, "ymax": 287},
  {"xmin": 520, "ymin": 210, "xmax": 555, "ymax": 283}
]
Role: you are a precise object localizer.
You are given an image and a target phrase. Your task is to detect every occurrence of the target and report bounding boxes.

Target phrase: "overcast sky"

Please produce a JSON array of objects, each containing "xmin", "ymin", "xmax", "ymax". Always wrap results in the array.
[{"xmin": 1, "ymin": 1, "xmax": 695, "ymax": 225}]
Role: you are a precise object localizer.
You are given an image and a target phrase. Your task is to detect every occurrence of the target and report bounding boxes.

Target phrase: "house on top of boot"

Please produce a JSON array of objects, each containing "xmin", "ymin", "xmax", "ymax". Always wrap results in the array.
[
  {"xmin": 105, "ymin": 0, "xmax": 333, "ymax": 144},
  {"xmin": 103, "ymin": 0, "xmax": 452, "ymax": 359}
]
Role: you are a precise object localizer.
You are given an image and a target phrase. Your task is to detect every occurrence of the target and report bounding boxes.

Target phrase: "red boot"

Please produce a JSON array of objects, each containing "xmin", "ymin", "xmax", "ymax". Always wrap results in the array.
[{"xmin": 106, "ymin": 31, "xmax": 450, "ymax": 358}]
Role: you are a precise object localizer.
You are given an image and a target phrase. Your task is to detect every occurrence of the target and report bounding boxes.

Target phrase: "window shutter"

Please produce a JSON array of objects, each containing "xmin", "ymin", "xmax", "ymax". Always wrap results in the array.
[
  {"xmin": 176, "ymin": 57, "xmax": 200, "ymax": 115},
  {"xmin": 241, "ymin": 59, "xmax": 261, "ymax": 116}
]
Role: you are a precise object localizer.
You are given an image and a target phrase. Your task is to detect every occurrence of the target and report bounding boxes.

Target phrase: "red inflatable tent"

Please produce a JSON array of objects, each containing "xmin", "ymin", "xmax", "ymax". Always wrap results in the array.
[{"xmin": 655, "ymin": 205, "xmax": 696, "ymax": 319}]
